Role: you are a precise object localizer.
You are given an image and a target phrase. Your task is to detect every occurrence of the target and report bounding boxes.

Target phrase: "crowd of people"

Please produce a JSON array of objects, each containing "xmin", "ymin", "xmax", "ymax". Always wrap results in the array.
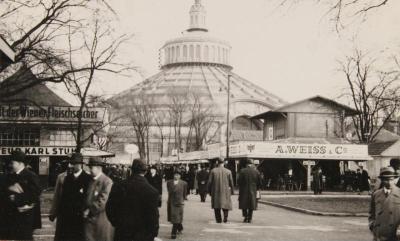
[
  {"xmin": 0, "ymin": 151, "xmax": 262, "ymax": 241},
  {"xmin": 3, "ymin": 149, "xmax": 399, "ymax": 241}
]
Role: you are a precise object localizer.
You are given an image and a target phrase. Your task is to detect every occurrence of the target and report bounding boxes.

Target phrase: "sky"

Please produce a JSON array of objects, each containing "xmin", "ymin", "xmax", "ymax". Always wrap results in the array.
[{"xmin": 52, "ymin": 0, "xmax": 400, "ymax": 105}]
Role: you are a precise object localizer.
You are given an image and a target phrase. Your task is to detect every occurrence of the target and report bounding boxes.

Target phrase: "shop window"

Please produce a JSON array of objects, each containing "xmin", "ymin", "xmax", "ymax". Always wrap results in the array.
[
  {"xmin": 48, "ymin": 130, "xmax": 76, "ymax": 146},
  {"xmin": 148, "ymin": 142, "xmax": 162, "ymax": 154},
  {"xmin": 0, "ymin": 128, "xmax": 40, "ymax": 146}
]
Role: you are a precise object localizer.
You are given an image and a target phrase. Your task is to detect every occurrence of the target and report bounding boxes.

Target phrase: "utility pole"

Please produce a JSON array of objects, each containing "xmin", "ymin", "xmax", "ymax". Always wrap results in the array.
[{"xmin": 226, "ymin": 74, "xmax": 231, "ymax": 160}]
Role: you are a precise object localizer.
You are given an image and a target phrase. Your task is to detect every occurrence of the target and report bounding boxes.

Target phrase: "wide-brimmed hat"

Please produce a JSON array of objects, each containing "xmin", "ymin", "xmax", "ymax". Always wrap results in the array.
[
  {"xmin": 379, "ymin": 166, "xmax": 399, "ymax": 179},
  {"xmin": 9, "ymin": 150, "xmax": 29, "ymax": 165},
  {"xmin": 87, "ymin": 157, "xmax": 106, "ymax": 167},
  {"xmin": 67, "ymin": 152, "xmax": 84, "ymax": 164}
]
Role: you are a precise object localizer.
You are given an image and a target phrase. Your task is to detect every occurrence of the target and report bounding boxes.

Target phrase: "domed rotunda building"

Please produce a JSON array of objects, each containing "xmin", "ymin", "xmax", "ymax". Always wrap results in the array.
[{"xmin": 109, "ymin": 0, "xmax": 287, "ymax": 163}]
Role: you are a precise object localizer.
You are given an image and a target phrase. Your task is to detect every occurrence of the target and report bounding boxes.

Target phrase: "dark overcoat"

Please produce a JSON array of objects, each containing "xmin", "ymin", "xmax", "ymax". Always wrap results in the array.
[
  {"xmin": 106, "ymin": 175, "xmax": 159, "ymax": 241},
  {"xmin": 207, "ymin": 166, "xmax": 234, "ymax": 210},
  {"xmin": 238, "ymin": 166, "xmax": 261, "ymax": 210},
  {"xmin": 312, "ymin": 171, "xmax": 323, "ymax": 193},
  {"xmin": 196, "ymin": 169, "xmax": 209, "ymax": 195},
  {"xmin": 360, "ymin": 170, "xmax": 370, "ymax": 191},
  {"xmin": 167, "ymin": 180, "xmax": 188, "ymax": 224},
  {"xmin": 54, "ymin": 170, "xmax": 92, "ymax": 241},
  {"xmin": 369, "ymin": 186, "xmax": 400, "ymax": 241},
  {"xmin": 145, "ymin": 172, "xmax": 163, "ymax": 207},
  {"xmin": 0, "ymin": 168, "xmax": 42, "ymax": 240},
  {"xmin": 84, "ymin": 173, "xmax": 114, "ymax": 241}
]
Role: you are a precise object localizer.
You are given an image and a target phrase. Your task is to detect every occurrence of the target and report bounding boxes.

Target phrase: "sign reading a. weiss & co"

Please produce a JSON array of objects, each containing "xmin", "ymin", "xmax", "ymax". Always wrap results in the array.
[
  {"xmin": 0, "ymin": 105, "xmax": 105, "ymax": 124},
  {"xmin": 0, "ymin": 147, "xmax": 76, "ymax": 156},
  {"xmin": 225, "ymin": 141, "xmax": 372, "ymax": 161}
]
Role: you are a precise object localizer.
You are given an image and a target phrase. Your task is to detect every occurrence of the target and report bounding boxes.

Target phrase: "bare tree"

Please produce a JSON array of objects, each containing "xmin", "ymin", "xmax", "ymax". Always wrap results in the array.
[
  {"xmin": 339, "ymin": 49, "xmax": 400, "ymax": 143},
  {"xmin": 154, "ymin": 109, "xmax": 169, "ymax": 157},
  {"xmin": 0, "ymin": 0, "xmax": 116, "ymax": 102},
  {"xmin": 167, "ymin": 92, "xmax": 189, "ymax": 154},
  {"xmin": 277, "ymin": 0, "xmax": 393, "ymax": 31},
  {"xmin": 186, "ymin": 93, "xmax": 217, "ymax": 151},
  {"xmin": 63, "ymin": 18, "xmax": 132, "ymax": 152},
  {"xmin": 123, "ymin": 93, "xmax": 154, "ymax": 164}
]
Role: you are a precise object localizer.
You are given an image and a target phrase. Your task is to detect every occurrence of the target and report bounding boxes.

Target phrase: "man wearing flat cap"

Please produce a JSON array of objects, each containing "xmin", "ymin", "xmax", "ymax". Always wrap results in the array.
[
  {"xmin": 0, "ymin": 149, "xmax": 42, "ymax": 240},
  {"xmin": 106, "ymin": 159, "xmax": 160, "ymax": 241},
  {"xmin": 369, "ymin": 166, "xmax": 400, "ymax": 241},
  {"xmin": 83, "ymin": 157, "xmax": 114, "ymax": 241},
  {"xmin": 50, "ymin": 152, "xmax": 92, "ymax": 241}
]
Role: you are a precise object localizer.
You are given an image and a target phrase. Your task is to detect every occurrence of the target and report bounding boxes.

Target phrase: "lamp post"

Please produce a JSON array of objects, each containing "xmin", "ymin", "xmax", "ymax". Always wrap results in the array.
[{"xmin": 226, "ymin": 74, "xmax": 231, "ymax": 160}]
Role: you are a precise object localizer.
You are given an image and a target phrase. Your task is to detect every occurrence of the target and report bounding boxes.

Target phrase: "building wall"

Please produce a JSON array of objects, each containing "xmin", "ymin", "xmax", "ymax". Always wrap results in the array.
[{"xmin": 262, "ymin": 100, "xmax": 345, "ymax": 141}]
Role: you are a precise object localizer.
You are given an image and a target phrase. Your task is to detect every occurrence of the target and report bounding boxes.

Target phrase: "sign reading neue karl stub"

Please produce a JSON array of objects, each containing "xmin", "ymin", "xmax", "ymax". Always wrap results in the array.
[
  {"xmin": 0, "ymin": 105, "xmax": 105, "ymax": 124},
  {"xmin": 0, "ymin": 146, "xmax": 76, "ymax": 156}
]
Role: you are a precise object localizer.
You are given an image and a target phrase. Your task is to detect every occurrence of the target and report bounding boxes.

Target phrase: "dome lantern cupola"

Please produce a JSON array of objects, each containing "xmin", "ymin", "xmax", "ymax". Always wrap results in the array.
[
  {"xmin": 161, "ymin": 0, "xmax": 232, "ymax": 69},
  {"xmin": 188, "ymin": 0, "xmax": 207, "ymax": 32}
]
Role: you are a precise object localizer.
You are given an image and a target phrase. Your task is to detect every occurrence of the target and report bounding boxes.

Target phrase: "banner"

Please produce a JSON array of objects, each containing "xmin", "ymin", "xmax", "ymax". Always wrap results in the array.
[{"xmin": 0, "ymin": 105, "xmax": 105, "ymax": 124}]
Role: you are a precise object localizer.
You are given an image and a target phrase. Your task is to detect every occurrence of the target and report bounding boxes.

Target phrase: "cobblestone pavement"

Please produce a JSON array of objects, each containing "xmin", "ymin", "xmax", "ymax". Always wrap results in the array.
[{"xmin": 34, "ymin": 190, "xmax": 371, "ymax": 241}]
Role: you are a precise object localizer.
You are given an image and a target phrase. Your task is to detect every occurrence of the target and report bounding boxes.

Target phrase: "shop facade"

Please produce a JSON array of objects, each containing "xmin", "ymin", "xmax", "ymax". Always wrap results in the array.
[
  {"xmin": 0, "ymin": 70, "xmax": 107, "ymax": 187},
  {"xmin": 161, "ymin": 96, "xmax": 372, "ymax": 191}
]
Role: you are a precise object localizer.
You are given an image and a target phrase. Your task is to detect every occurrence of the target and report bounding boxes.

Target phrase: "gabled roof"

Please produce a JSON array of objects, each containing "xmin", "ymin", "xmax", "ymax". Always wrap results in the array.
[
  {"xmin": 0, "ymin": 36, "xmax": 15, "ymax": 62},
  {"xmin": 252, "ymin": 95, "xmax": 358, "ymax": 119},
  {"xmin": 1, "ymin": 67, "xmax": 71, "ymax": 106},
  {"xmin": 368, "ymin": 141, "xmax": 397, "ymax": 156}
]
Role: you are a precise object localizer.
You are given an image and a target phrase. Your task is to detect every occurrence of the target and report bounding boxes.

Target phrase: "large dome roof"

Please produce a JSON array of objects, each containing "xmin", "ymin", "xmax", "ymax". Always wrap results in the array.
[{"xmin": 112, "ymin": 0, "xmax": 286, "ymax": 119}]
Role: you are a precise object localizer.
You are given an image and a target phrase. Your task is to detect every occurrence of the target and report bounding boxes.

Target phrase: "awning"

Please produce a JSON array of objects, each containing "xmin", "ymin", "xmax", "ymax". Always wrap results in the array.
[
  {"xmin": 80, "ymin": 147, "xmax": 115, "ymax": 158},
  {"xmin": 161, "ymin": 139, "xmax": 372, "ymax": 163},
  {"xmin": 160, "ymin": 150, "xmax": 210, "ymax": 164}
]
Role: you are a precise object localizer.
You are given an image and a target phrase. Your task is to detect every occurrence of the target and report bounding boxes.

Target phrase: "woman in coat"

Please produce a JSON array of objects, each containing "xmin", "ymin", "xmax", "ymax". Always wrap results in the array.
[{"xmin": 167, "ymin": 171, "xmax": 188, "ymax": 239}]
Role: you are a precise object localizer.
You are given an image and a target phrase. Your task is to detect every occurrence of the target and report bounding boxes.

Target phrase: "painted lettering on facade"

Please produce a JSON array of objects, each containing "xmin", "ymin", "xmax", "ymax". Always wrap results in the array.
[
  {"xmin": 0, "ymin": 147, "xmax": 76, "ymax": 156},
  {"xmin": 0, "ymin": 105, "xmax": 104, "ymax": 123}
]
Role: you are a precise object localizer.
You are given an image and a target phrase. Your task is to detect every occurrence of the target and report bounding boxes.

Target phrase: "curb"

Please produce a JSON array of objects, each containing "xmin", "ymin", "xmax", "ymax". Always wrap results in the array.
[{"xmin": 258, "ymin": 200, "xmax": 369, "ymax": 217}]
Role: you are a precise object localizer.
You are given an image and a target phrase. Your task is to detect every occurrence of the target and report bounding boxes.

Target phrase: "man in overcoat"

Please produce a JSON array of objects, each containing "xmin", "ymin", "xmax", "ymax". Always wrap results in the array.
[
  {"xmin": 83, "ymin": 157, "xmax": 114, "ymax": 241},
  {"xmin": 50, "ymin": 152, "xmax": 92, "ymax": 241},
  {"xmin": 167, "ymin": 171, "xmax": 188, "ymax": 239},
  {"xmin": 207, "ymin": 158, "xmax": 234, "ymax": 223},
  {"xmin": 145, "ymin": 165, "xmax": 163, "ymax": 207},
  {"xmin": 238, "ymin": 159, "xmax": 262, "ymax": 223},
  {"xmin": 196, "ymin": 165, "xmax": 209, "ymax": 202},
  {"xmin": 0, "ymin": 150, "xmax": 42, "ymax": 241},
  {"xmin": 312, "ymin": 167, "xmax": 323, "ymax": 195},
  {"xmin": 369, "ymin": 166, "xmax": 400, "ymax": 241},
  {"xmin": 106, "ymin": 159, "xmax": 160, "ymax": 241}
]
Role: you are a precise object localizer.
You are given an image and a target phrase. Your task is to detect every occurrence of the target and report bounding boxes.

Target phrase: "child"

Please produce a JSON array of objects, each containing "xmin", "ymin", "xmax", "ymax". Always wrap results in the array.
[{"xmin": 167, "ymin": 171, "xmax": 188, "ymax": 239}]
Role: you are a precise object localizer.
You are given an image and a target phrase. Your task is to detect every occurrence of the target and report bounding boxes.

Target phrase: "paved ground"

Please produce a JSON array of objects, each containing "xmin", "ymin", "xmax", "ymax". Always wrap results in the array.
[{"xmin": 34, "ymin": 191, "xmax": 372, "ymax": 241}]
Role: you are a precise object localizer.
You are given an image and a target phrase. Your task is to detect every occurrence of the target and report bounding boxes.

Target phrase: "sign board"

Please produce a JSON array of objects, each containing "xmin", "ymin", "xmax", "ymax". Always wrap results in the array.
[
  {"xmin": 211, "ymin": 141, "xmax": 371, "ymax": 160},
  {"xmin": 124, "ymin": 144, "xmax": 138, "ymax": 154},
  {"xmin": 268, "ymin": 127, "xmax": 274, "ymax": 141},
  {"xmin": 302, "ymin": 160, "xmax": 316, "ymax": 166},
  {"xmin": 0, "ymin": 147, "xmax": 76, "ymax": 156},
  {"xmin": 39, "ymin": 157, "xmax": 49, "ymax": 175},
  {"xmin": 0, "ymin": 105, "xmax": 105, "ymax": 124}
]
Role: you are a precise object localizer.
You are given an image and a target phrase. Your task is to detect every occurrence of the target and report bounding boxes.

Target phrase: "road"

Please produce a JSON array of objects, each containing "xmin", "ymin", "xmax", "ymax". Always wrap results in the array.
[{"xmin": 34, "ymin": 191, "xmax": 371, "ymax": 241}]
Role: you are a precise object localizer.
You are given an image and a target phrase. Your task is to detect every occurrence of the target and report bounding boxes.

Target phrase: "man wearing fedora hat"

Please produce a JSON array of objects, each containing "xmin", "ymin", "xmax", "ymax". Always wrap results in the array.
[
  {"xmin": 369, "ymin": 166, "xmax": 400, "ymax": 241},
  {"xmin": 106, "ymin": 159, "xmax": 160, "ymax": 241},
  {"xmin": 238, "ymin": 159, "xmax": 262, "ymax": 223},
  {"xmin": 207, "ymin": 157, "xmax": 234, "ymax": 223},
  {"xmin": 50, "ymin": 152, "xmax": 92, "ymax": 241},
  {"xmin": 167, "ymin": 170, "xmax": 188, "ymax": 239},
  {"xmin": 83, "ymin": 157, "xmax": 114, "ymax": 241},
  {"xmin": 0, "ymin": 149, "xmax": 42, "ymax": 240}
]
